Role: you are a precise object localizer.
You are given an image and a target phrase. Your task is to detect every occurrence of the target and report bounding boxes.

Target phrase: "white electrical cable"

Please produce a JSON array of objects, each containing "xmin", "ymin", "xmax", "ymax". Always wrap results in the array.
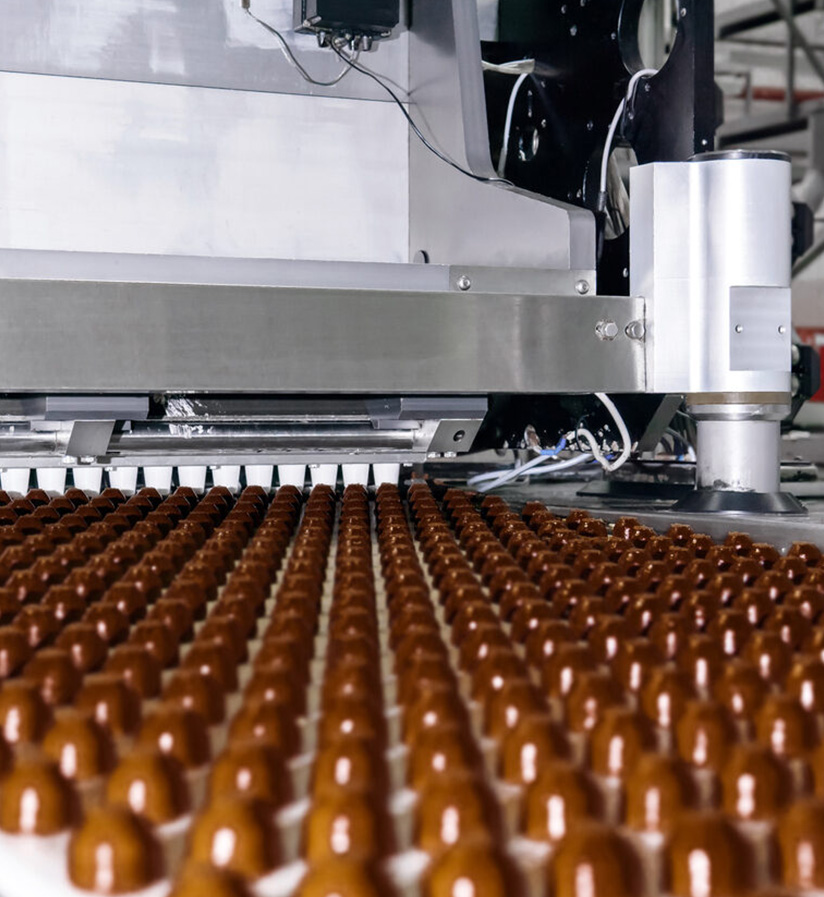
[
  {"xmin": 599, "ymin": 68, "xmax": 658, "ymax": 195},
  {"xmin": 482, "ymin": 59, "xmax": 536, "ymax": 75},
  {"xmin": 498, "ymin": 72, "xmax": 530, "ymax": 177},
  {"xmin": 467, "ymin": 394, "xmax": 632, "ymax": 492},
  {"xmin": 244, "ymin": 4, "xmax": 358, "ymax": 87},
  {"xmin": 577, "ymin": 392, "xmax": 633, "ymax": 473},
  {"xmin": 467, "ymin": 452, "xmax": 548, "ymax": 489},
  {"xmin": 471, "ymin": 453, "xmax": 594, "ymax": 493}
]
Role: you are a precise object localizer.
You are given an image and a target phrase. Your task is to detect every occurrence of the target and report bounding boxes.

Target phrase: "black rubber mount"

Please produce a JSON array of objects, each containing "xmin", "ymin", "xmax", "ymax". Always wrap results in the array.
[
  {"xmin": 577, "ymin": 481, "xmax": 693, "ymax": 502},
  {"xmin": 673, "ymin": 490, "xmax": 808, "ymax": 516}
]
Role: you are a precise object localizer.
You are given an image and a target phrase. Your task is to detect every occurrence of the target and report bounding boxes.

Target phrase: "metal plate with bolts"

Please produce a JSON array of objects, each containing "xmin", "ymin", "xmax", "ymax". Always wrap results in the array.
[{"xmin": 0, "ymin": 280, "xmax": 646, "ymax": 395}]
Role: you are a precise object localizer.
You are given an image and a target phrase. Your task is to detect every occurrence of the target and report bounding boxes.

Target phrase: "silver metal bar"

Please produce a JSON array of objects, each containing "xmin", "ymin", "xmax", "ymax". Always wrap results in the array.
[
  {"xmin": 0, "ymin": 424, "xmax": 438, "ymax": 466},
  {"xmin": 0, "ymin": 249, "xmax": 594, "ymax": 299},
  {"xmin": 786, "ymin": 0, "xmax": 798, "ymax": 119},
  {"xmin": 717, "ymin": 0, "xmax": 817, "ymax": 39},
  {"xmin": 109, "ymin": 428, "xmax": 419, "ymax": 453},
  {"xmin": 722, "ymin": 36, "xmax": 824, "ymax": 52},
  {"xmin": 768, "ymin": 0, "xmax": 824, "ymax": 85},
  {"xmin": 0, "ymin": 280, "xmax": 645, "ymax": 394}
]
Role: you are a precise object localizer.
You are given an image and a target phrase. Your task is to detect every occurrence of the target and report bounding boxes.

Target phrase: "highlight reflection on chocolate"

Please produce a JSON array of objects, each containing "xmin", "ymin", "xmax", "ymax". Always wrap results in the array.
[
  {"xmin": 0, "ymin": 757, "xmax": 80, "ymax": 834},
  {"xmin": 106, "ymin": 749, "xmax": 191, "ymax": 824},
  {"xmin": 68, "ymin": 806, "xmax": 165, "ymax": 892},
  {"xmin": 188, "ymin": 796, "xmax": 281, "ymax": 879},
  {"xmin": 42, "ymin": 708, "xmax": 116, "ymax": 781},
  {"xmin": 209, "ymin": 741, "xmax": 292, "ymax": 809}
]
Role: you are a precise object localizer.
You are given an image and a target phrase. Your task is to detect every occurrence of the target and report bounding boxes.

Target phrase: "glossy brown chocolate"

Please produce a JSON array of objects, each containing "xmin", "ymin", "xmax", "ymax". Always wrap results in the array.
[
  {"xmin": 169, "ymin": 865, "xmax": 254, "ymax": 897},
  {"xmin": 68, "ymin": 806, "xmax": 165, "ymax": 892},
  {"xmin": 523, "ymin": 761, "xmax": 604, "ymax": 842},
  {"xmin": 42, "ymin": 708, "xmax": 116, "ymax": 780},
  {"xmin": 667, "ymin": 811, "xmax": 757, "ymax": 897},
  {"xmin": 138, "ymin": 703, "xmax": 211, "ymax": 769},
  {"xmin": 550, "ymin": 823, "xmax": 643, "ymax": 897},
  {"xmin": 75, "ymin": 673, "xmax": 142, "ymax": 737},
  {"xmin": 415, "ymin": 772, "xmax": 501, "ymax": 854},
  {"xmin": 107, "ymin": 748, "xmax": 191, "ymax": 824},
  {"xmin": 0, "ymin": 757, "xmax": 80, "ymax": 834},
  {"xmin": 624, "ymin": 752, "xmax": 698, "ymax": 833},
  {"xmin": 188, "ymin": 797, "xmax": 281, "ymax": 878},
  {"xmin": 296, "ymin": 859, "xmax": 394, "ymax": 897},
  {"xmin": 209, "ymin": 741, "xmax": 292, "ymax": 808},
  {"xmin": 426, "ymin": 843, "xmax": 523, "ymax": 897}
]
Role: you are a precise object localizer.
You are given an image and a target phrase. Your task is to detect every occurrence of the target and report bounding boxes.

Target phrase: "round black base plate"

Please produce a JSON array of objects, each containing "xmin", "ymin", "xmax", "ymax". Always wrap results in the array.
[{"xmin": 673, "ymin": 490, "xmax": 808, "ymax": 516}]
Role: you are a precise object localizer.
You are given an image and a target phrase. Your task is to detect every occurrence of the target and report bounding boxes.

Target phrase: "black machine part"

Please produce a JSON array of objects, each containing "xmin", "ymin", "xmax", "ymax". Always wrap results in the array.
[
  {"xmin": 295, "ymin": 0, "xmax": 400, "ymax": 39},
  {"xmin": 482, "ymin": 0, "xmax": 719, "ymax": 294}
]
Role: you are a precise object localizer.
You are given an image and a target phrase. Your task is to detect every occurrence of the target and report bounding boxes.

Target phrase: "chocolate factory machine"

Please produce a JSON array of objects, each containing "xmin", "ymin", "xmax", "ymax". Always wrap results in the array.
[
  {"xmin": 5, "ymin": 6, "xmax": 824, "ymax": 897},
  {"xmin": 0, "ymin": 0, "xmax": 812, "ymax": 523}
]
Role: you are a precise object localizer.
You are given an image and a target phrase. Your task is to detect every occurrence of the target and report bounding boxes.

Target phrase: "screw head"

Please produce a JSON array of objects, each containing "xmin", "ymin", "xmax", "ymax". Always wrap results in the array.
[
  {"xmin": 457, "ymin": 275, "xmax": 472, "ymax": 291},
  {"xmin": 575, "ymin": 279, "xmax": 591, "ymax": 295},
  {"xmin": 625, "ymin": 320, "xmax": 646, "ymax": 341},
  {"xmin": 596, "ymin": 320, "xmax": 619, "ymax": 341}
]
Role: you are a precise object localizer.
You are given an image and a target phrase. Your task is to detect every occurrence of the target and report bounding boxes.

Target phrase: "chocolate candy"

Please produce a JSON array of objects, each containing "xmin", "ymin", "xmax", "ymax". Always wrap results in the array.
[
  {"xmin": 0, "ymin": 757, "xmax": 79, "ymax": 834},
  {"xmin": 188, "ymin": 797, "xmax": 281, "ymax": 878},
  {"xmin": 209, "ymin": 742, "xmax": 292, "ymax": 808},
  {"xmin": 426, "ymin": 843, "xmax": 523, "ymax": 897},
  {"xmin": 667, "ymin": 811, "xmax": 757, "ymax": 896},
  {"xmin": 42, "ymin": 709, "xmax": 116, "ymax": 781},
  {"xmin": 550, "ymin": 823, "xmax": 643, "ymax": 897},
  {"xmin": 68, "ymin": 806, "xmax": 164, "ymax": 892},
  {"xmin": 106, "ymin": 749, "xmax": 191, "ymax": 824},
  {"xmin": 523, "ymin": 762, "xmax": 604, "ymax": 842}
]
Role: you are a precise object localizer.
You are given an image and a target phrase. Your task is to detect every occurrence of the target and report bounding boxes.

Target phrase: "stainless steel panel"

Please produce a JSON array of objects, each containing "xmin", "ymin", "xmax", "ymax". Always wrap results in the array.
[
  {"xmin": 0, "ymin": 0, "xmax": 408, "ymax": 102},
  {"xmin": 407, "ymin": 0, "xmax": 595, "ymax": 271},
  {"xmin": 632, "ymin": 156, "xmax": 793, "ymax": 395},
  {"xmin": 0, "ymin": 250, "xmax": 594, "ymax": 297},
  {"xmin": 0, "ymin": 72, "xmax": 408, "ymax": 262},
  {"xmin": 66, "ymin": 421, "xmax": 116, "ymax": 459},
  {"xmin": 729, "ymin": 286, "xmax": 792, "ymax": 372},
  {"xmin": 0, "ymin": 280, "xmax": 646, "ymax": 394}
]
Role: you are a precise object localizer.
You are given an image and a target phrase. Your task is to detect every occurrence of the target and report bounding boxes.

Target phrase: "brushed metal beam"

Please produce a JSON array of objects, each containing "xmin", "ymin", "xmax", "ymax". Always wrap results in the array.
[{"xmin": 0, "ymin": 279, "xmax": 645, "ymax": 395}]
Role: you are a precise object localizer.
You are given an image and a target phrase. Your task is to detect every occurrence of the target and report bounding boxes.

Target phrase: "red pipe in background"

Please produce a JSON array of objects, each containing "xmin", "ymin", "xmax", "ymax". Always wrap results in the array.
[{"xmin": 741, "ymin": 85, "xmax": 824, "ymax": 102}]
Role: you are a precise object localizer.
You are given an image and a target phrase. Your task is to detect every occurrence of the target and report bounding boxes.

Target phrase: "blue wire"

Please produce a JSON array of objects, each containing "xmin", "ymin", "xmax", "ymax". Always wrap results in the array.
[{"xmin": 541, "ymin": 436, "xmax": 567, "ymax": 457}]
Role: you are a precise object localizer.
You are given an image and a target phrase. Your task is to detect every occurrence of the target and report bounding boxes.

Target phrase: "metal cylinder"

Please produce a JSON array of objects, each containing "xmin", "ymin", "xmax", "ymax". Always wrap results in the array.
[
  {"xmin": 632, "ymin": 150, "xmax": 793, "ymax": 397},
  {"xmin": 693, "ymin": 412, "xmax": 782, "ymax": 494},
  {"xmin": 633, "ymin": 150, "xmax": 796, "ymax": 509}
]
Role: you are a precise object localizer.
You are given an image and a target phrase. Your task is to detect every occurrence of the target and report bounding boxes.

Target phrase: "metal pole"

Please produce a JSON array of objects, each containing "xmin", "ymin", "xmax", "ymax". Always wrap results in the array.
[
  {"xmin": 787, "ymin": 0, "xmax": 797, "ymax": 117},
  {"xmin": 770, "ymin": 0, "xmax": 824, "ymax": 85}
]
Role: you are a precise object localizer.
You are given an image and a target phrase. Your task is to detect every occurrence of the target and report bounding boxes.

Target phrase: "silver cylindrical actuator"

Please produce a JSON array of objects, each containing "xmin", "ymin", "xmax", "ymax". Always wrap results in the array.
[{"xmin": 631, "ymin": 151, "xmax": 796, "ymax": 508}]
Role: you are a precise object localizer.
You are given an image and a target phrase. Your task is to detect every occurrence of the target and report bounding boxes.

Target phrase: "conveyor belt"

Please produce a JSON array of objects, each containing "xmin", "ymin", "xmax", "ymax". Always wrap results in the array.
[{"xmin": 0, "ymin": 484, "xmax": 819, "ymax": 896}]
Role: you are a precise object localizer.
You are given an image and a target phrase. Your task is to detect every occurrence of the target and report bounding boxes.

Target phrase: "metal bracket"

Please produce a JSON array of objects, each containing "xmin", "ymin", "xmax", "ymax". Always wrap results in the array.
[{"xmin": 66, "ymin": 420, "xmax": 116, "ymax": 459}]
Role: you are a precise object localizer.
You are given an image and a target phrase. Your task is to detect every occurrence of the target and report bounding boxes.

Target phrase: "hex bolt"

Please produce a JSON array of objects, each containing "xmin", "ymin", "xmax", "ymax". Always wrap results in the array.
[
  {"xmin": 625, "ymin": 320, "xmax": 646, "ymax": 341},
  {"xmin": 457, "ymin": 275, "xmax": 472, "ymax": 291},
  {"xmin": 596, "ymin": 320, "xmax": 619, "ymax": 341},
  {"xmin": 575, "ymin": 279, "xmax": 591, "ymax": 295}
]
